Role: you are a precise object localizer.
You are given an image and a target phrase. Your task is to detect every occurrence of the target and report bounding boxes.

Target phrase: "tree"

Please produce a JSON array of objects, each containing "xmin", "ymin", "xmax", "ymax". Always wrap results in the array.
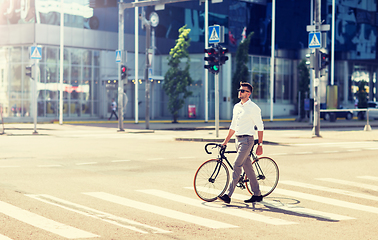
[
  {"xmin": 297, "ymin": 59, "xmax": 310, "ymax": 119},
  {"xmin": 163, "ymin": 25, "xmax": 193, "ymax": 123},
  {"xmin": 231, "ymin": 32, "xmax": 253, "ymax": 104}
]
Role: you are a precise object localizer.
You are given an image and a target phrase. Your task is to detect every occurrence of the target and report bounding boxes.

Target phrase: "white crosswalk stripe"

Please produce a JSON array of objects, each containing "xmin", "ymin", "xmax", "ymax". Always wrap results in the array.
[
  {"xmin": 280, "ymin": 180, "xmax": 378, "ymax": 202},
  {"xmin": 0, "ymin": 200, "xmax": 99, "ymax": 239},
  {"xmin": 357, "ymin": 176, "xmax": 378, "ymax": 181},
  {"xmin": 83, "ymin": 192, "xmax": 238, "ymax": 229},
  {"xmin": 26, "ymin": 194, "xmax": 170, "ymax": 234},
  {"xmin": 138, "ymin": 189, "xmax": 297, "ymax": 225},
  {"xmin": 316, "ymin": 178, "xmax": 378, "ymax": 192}
]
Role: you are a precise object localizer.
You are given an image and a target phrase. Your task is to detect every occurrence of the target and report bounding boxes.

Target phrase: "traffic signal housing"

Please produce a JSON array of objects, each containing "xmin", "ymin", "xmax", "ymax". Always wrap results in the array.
[
  {"xmin": 305, "ymin": 52, "xmax": 315, "ymax": 69},
  {"xmin": 25, "ymin": 66, "xmax": 33, "ymax": 79},
  {"xmin": 218, "ymin": 45, "xmax": 229, "ymax": 65},
  {"xmin": 121, "ymin": 65, "xmax": 127, "ymax": 79},
  {"xmin": 204, "ymin": 47, "xmax": 219, "ymax": 74},
  {"xmin": 319, "ymin": 51, "xmax": 329, "ymax": 70}
]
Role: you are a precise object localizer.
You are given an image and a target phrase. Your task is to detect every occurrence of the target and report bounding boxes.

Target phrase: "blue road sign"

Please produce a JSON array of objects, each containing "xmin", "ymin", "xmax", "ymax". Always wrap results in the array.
[
  {"xmin": 308, "ymin": 32, "xmax": 321, "ymax": 49},
  {"xmin": 209, "ymin": 25, "xmax": 220, "ymax": 44},
  {"xmin": 115, "ymin": 50, "xmax": 122, "ymax": 63},
  {"xmin": 30, "ymin": 46, "xmax": 42, "ymax": 60}
]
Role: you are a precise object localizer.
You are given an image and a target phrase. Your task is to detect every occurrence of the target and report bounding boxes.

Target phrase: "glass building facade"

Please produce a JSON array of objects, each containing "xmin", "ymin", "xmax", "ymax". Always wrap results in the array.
[{"xmin": 1, "ymin": 0, "xmax": 377, "ymax": 122}]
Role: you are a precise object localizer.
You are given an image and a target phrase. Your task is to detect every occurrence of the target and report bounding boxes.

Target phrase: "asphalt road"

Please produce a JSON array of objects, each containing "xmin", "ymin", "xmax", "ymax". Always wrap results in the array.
[{"xmin": 0, "ymin": 124, "xmax": 378, "ymax": 239}]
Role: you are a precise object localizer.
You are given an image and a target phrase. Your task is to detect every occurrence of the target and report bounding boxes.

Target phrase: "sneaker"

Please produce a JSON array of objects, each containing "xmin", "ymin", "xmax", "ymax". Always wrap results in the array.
[
  {"xmin": 244, "ymin": 195, "xmax": 263, "ymax": 203},
  {"xmin": 218, "ymin": 194, "xmax": 231, "ymax": 204}
]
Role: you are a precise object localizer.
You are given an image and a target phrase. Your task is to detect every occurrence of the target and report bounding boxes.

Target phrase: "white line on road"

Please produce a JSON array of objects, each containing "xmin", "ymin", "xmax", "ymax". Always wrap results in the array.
[
  {"xmin": 0, "ymin": 166, "xmax": 19, "ymax": 168},
  {"xmin": 185, "ymin": 187, "xmax": 352, "ymax": 221},
  {"xmin": 347, "ymin": 149, "xmax": 361, "ymax": 152},
  {"xmin": 280, "ymin": 180, "xmax": 378, "ymax": 202},
  {"xmin": 75, "ymin": 162, "xmax": 98, "ymax": 165},
  {"xmin": 111, "ymin": 160, "xmax": 131, "ymax": 163},
  {"xmin": 147, "ymin": 158, "xmax": 165, "ymax": 161},
  {"xmin": 357, "ymin": 176, "xmax": 378, "ymax": 181},
  {"xmin": 323, "ymin": 151, "xmax": 340, "ymax": 153},
  {"xmin": 83, "ymin": 192, "xmax": 238, "ymax": 229},
  {"xmin": 316, "ymin": 178, "xmax": 378, "ymax": 192},
  {"xmin": 178, "ymin": 156, "xmax": 196, "ymax": 159},
  {"xmin": 294, "ymin": 152, "xmax": 313, "ymax": 155},
  {"xmin": 0, "ymin": 200, "xmax": 98, "ymax": 239},
  {"xmin": 37, "ymin": 165, "xmax": 62, "ymax": 168},
  {"xmin": 272, "ymin": 187, "xmax": 378, "ymax": 214},
  {"xmin": 26, "ymin": 194, "xmax": 169, "ymax": 234},
  {"xmin": 139, "ymin": 189, "xmax": 297, "ymax": 225}
]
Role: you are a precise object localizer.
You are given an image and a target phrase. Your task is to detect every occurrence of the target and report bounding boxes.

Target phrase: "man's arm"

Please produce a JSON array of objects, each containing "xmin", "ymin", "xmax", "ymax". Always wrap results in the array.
[
  {"xmin": 222, "ymin": 129, "xmax": 235, "ymax": 146},
  {"xmin": 256, "ymin": 130, "xmax": 263, "ymax": 155}
]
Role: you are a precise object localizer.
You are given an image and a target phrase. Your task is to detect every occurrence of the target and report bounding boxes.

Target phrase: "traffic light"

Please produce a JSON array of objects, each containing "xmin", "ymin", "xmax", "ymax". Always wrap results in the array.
[
  {"xmin": 305, "ymin": 52, "xmax": 315, "ymax": 69},
  {"xmin": 204, "ymin": 47, "xmax": 219, "ymax": 74},
  {"xmin": 25, "ymin": 66, "xmax": 33, "ymax": 79},
  {"xmin": 218, "ymin": 45, "xmax": 229, "ymax": 65},
  {"xmin": 319, "ymin": 51, "xmax": 329, "ymax": 70},
  {"xmin": 121, "ymin": 65, "xmax": 127, "ymax": 79}
]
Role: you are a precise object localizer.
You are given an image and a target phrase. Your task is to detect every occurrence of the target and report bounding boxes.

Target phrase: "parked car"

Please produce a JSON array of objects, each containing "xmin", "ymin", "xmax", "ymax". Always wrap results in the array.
[
  {"xmin": 320, "ymin": 107, "xmax": 354, "ymax": 121},
  {"xmin": 357, "ymin": 101, "xmax": 378, "ymax": 120}
]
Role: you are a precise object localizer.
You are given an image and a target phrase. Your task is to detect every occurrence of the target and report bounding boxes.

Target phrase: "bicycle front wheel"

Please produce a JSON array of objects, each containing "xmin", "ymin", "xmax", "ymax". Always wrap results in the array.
[
  {"xmin": 194, "ymin": 159, "xmax": 229, "ymax": 202},
  {"xmin": 246, "ymin": 157, "xmax": 279, "ymax": 197}
]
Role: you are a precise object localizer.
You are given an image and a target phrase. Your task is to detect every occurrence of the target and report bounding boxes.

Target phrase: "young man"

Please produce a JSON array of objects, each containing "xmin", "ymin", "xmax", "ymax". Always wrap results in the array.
[
  {"xmin": 108, "ymin": 98, "xmax": 118, "ymax": 120},
  {"xmin": 218, "ymin": 82, "xmax": 264, "ymax": 204}
]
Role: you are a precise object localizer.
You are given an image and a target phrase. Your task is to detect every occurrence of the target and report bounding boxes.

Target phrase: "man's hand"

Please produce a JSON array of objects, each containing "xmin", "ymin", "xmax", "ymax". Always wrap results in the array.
[{"xmin": 256, "ymin": 145, "xmax": 263, "ymax": 155}]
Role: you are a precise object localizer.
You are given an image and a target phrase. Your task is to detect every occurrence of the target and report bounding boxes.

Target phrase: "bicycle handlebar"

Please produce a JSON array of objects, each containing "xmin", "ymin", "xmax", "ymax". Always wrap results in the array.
[{"xmin": 205, "ymin": 139, "xmax": 260, "ymax": 155}]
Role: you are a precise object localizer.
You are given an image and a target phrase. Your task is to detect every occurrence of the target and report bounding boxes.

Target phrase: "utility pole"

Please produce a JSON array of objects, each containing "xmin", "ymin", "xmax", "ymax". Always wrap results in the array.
[
  {"xmin": 118, "ymin": 0, "xmax": 125, "ymax": 132},
  {"xmin": 306, "ymin": 0, "xmax": 330, "ymax": 137}
]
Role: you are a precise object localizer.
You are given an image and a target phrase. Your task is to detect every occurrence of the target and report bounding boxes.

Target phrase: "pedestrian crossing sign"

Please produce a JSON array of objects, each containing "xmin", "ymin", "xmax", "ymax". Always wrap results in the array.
[
  {"xmin": 30, "ymin": 46, "xmax": 42, "ymax": 60},
  {"xmin": 115, "ymin": 50, "xmax": 122, "ymax": 63},
  {"xmin": 209, "ymin": 25, "xmax": 220, "ymax": 44},
  {"xmin": 308, "ymin": 32, "xmax": 321, "ymax": 49}
]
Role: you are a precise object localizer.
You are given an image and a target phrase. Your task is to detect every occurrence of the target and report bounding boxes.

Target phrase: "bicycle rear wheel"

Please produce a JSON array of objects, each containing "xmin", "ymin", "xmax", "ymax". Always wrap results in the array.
[
  {"xmin": 246, "ymin": 157, "xmax": 279, "ymax": 197},
  {"xmin": 194, "ymin": 159, "xmax": 229, "ymax": 202}
]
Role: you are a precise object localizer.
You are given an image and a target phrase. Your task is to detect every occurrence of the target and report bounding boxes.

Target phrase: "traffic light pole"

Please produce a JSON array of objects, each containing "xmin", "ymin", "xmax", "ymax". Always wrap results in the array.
[
  {"xmin": 313, "ymin": 0, "xmax": 321, "ymax": 137},
  {"xmin": 33, "ymin": 59, "xmax": 38, "ymax": 134},
  {"xmin": 118, "ymin": 2, "xmax": 125, "ymax": 132}
]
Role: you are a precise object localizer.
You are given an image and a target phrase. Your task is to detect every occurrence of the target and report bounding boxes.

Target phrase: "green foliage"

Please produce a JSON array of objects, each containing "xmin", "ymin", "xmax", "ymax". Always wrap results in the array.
[
  {"xmin": 163, "ymin": 25, "xmax": 193, "ymax": 123},
  {"xmin": 297, "ymin": 59, "xmax": 310, "ymax": 118},
  {"xmin": 231, "ymin": 32, "xmax": 253, "ymax": 104},
  {"xmin": 357, "ymin": 80, "xmax": 368, "ymax": 108}
]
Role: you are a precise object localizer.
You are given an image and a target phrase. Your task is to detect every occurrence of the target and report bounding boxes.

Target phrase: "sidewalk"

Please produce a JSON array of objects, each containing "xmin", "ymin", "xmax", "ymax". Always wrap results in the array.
[{"xmin": 2, "ymin": 118, "xmax": 378, "ymax": 144}]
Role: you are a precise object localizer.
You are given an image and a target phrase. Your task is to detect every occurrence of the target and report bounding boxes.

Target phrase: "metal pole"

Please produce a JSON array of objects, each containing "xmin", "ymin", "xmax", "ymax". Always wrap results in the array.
[
  {"xmin": 59, "ymin": 0, "xmax": 64, "ymax": 125},
  {"xmin": 135, "ymin": 1, "xmax": 139, "ymax": 123},
  {"xmin": 215, "ymin": 72, "xmax": 219, "ymax": 138},
  {"xmin": 330, "ymin": 0, "xmax": 335, "ymax": 85},
  {"xmin": 33, "ymin": 59, "xmax": 38, "ymax": 134},
  {"xmin": 269, "ymin": 0, "xmax": 275, "ymax": 121},
  {"xmin": 313, "ymin": 0, "xmax": 321, "ymax": 137},
  {"xmin": 145, "ymin": 24, "xmax": 151, "ymax": 129},
  {"xmin": 204, "ymin": 0, "xmax": 209, "ymax": 122},
  {"xmin": 118, "ymin": 2, "xmax": 125, "ymax": 131}
]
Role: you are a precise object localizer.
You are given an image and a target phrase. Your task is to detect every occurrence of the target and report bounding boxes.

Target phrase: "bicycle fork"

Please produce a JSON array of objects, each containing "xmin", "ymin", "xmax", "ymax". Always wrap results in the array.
[{"xmin": 208, "ymin": 159, "xmax": 223, "ymax": 183}]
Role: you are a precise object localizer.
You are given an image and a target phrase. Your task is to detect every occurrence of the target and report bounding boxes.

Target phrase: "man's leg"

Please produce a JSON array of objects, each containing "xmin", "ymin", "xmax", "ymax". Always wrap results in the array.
[
  {"xmin": 226, "ymin": 136, "xmax": 254, "ymax": 197},
  {"xmin": 243, "ymin": 157, "xmax": 261, "ymax": 196}
]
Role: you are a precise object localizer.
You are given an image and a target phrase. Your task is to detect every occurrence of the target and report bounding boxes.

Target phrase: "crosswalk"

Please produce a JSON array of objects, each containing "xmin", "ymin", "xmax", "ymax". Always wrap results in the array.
[{"xmin": 1, "ymin": 175, "xmax": 377, "ymax": 239}]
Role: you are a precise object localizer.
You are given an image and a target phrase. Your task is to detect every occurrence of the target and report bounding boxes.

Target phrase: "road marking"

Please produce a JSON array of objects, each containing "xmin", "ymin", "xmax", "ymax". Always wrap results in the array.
[
  {"xmin": 347, "ymin": 149, "xmax": 361, "ymax": 152},
  {"xmin": 76, "ymin": 162, "xmax": 98, "ymax": 165},
  {"xmin": 280, "ymin": 180, "xmax": 378, "ymax": 202},
  {"xmin": 37, "ymin": 165, "xmax": 62, "ymax": 168},
  {"xmin": 269, "ymin": 153, "xmax": 288, "ymax": 156},
  {"xmin": 272, "ymin": 187, "xmax": 378, "ymax": 214},
  {"xmin": 147, "ymin": 158, "xmax": 165, "ymax": 161},
  {"xmin": 26, "ymin": 194, "xmax": 169, "ymax": 234},
  {"xmin": 0, "ymin": 234, "xmax": 12, "ymax": 240},
  {"xmin": 316, "ymin": 178, "xmax": 378, "ymax": 192},
  {"xmin": 0, "ymin": 200, "xmax": 98, "ymax": 239},
  {"xmin": 294, "ymin": 152, "xmax": 313, "ymax": 155},
  {"xmin": 357, "ymin": 176, "xmax": 378, "ymax": 181},
  {"xmin": 178, "ymin": 156, "xmax": 195, "ymax": 159},
  {"xmin": 323, "ymin": 151, "xmax": 339, "ymax": 153},
  {"xmin": 364, "ymin": 148, "xmax": 378, "ymax": 150},
  {"xmin": 83, "ymin": 192, "xmax": 237, "ymax": 229},
  {"xmin": 185, "ymin": 187, "xmax": 352, "ymax": 221},
  {"xmin": 0, "ymin": 166, "xmax": 19, "ymax": 168},
  {"xmin": 111, "ymin": 160, "xmax": 131, "ymax": 163},
  {"xmin": 139, "ymin": 189, "xmax": 297, "ymax": 225}
]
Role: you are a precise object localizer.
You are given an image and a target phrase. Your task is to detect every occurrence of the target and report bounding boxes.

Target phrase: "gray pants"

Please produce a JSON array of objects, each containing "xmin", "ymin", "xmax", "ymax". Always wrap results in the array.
[{"xmin": 226, "ymin": 135, "xmax": 261, "ymax": 197}]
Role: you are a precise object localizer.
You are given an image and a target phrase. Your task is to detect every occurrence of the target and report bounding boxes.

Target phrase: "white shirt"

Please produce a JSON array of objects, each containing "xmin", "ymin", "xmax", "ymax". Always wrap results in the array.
[
  {"xmin": 229, "ymin": 99, "xmax": 264, "ymax": 136},
  {"xmin": 111, "ymin": 101, "xmax": 117, "ymax": 111}
]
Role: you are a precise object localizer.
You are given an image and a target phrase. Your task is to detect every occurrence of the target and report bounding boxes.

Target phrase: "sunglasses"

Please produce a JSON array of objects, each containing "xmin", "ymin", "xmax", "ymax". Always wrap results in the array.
[{"xmin": 238, "ymin": 89, "xmax": 250, "ymax": 93}]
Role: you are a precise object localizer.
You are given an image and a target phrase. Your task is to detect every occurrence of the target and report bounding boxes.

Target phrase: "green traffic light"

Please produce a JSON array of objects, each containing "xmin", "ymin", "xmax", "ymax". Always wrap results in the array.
[{"xmin": 212, "ymin": 65, "xmax": 219, "ymax": 71}]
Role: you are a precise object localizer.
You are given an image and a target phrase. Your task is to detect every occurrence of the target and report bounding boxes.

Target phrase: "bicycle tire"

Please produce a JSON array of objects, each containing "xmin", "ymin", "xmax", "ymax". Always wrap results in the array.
[
  {"xmin": 246, "ymin": 157, "xmax": 279, "ymax": 197},
  {"xmin": 194, "ymin": 159, "xmax": 229, "ymax": 202}
]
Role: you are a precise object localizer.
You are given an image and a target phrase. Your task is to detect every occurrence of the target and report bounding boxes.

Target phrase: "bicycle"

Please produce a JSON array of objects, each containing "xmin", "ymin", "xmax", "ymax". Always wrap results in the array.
[{"xmin": 193, "ymin": 139, "xmax": 279, "ymax": 202}]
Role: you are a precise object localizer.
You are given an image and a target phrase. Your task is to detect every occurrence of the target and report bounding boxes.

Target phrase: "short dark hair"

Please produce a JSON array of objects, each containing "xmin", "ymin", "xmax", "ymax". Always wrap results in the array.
[{"xmin": 240, "ymin": 82, "xmax": 253, "ymax": 92}]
